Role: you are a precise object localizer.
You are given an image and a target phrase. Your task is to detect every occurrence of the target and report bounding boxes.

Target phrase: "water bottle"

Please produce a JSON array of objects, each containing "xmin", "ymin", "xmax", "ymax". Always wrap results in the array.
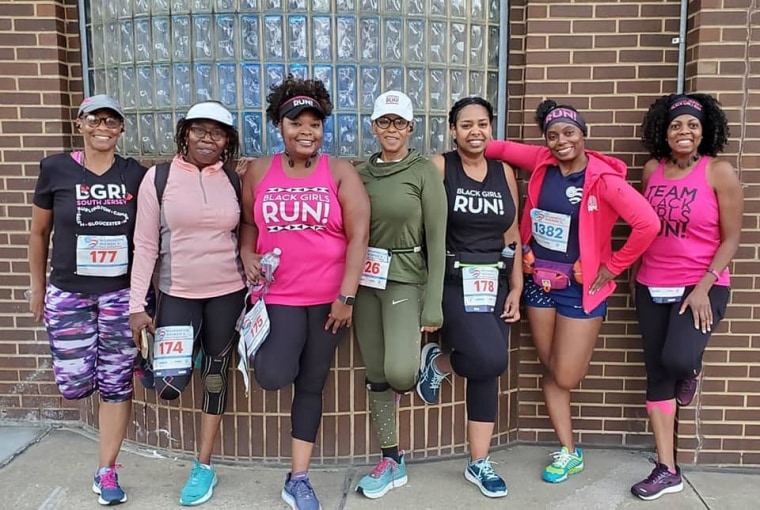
[{"xmin": 250, "ymin": 247, "xmax": 281, "ymax": 294}]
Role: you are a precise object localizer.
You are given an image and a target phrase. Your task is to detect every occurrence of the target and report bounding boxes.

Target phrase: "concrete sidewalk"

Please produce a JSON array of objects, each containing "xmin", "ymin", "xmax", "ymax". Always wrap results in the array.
[{"xmin": 0, "ymin": 425, "xmax": 757, "ymax": 509}]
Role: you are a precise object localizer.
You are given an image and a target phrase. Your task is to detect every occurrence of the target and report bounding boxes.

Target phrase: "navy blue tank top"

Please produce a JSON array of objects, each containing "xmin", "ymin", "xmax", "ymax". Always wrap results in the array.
[
  {"xmin": 443, "ymin": 151, "xmax": 515, "ymax": 254},
  {"xmin": 531, "ymin": 165, "xmax": 584, "ymax": 263}
]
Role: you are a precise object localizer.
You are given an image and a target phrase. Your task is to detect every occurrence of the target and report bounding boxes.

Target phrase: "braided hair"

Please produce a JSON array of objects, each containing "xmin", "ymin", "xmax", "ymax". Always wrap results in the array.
[{"xmin": 174, "ymin": 117, "xmax": 240, "ymax": 164}]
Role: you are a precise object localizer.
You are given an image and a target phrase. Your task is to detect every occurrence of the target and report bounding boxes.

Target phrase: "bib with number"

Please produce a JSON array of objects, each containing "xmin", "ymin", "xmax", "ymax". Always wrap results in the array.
[
  {"xmin": 360, "ymin": 247, "xmax": 392, "ymax": 290},
  {"xmin": 530, "ymin": 208, "xmax": 571, "ymax": 253},
  {"xmin": 649, "ymin": 286, "xmax": 685, "ymax": 304},
  {"xmin": 462, "ymin": 266, "xmax": 499, "ymax": 312},
  {"xmin": 152, "ymin": 325, "xmax": 194, "ymax": 377},
  {"xmin": 239, "ymin": 298, "xmax": 271, "ymax": 363},
  {"xmin": 76, "ymin": 235, "xmax": 129, "ymax": 277}
]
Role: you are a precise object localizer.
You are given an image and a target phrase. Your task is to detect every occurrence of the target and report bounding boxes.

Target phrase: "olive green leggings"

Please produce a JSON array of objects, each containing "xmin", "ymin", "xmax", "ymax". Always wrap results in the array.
[{"xmin": 354, "ymin": 282, "xmax": 423, "ymax": 448}]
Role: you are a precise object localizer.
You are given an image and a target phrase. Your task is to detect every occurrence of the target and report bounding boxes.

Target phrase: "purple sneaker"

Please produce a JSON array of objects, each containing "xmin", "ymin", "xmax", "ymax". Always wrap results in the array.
[
  {"xmin": 676, "ymin": 376, "xmax": 699, "ymax": 406},
  {"xmin": 631, "ymin": 462, "xmax": 683, "ymax": 501}
]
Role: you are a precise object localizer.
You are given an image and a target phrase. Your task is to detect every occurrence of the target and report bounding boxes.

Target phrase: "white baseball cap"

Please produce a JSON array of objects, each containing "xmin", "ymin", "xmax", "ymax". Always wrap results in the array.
[
  {"xmin": 371, "ymin": 91, "xmax": 414, "ymax": 122},
  {"xmin": 185, "ymin": 101, "xmax": 234, "ymax": 127}
]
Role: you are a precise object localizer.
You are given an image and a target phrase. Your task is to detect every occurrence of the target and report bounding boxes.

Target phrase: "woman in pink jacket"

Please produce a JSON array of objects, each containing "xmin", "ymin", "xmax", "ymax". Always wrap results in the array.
[{"xmin": 485, "ymin": 99, "xmax": 659, "ymax": 483}]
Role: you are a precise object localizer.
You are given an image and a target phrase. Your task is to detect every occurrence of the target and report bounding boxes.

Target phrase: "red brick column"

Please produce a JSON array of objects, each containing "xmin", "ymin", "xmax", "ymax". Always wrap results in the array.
[
  {"xmin": 0, "ymin": 0, "xmax": 82, "ymax": 421},
  {"xmin": 675, "ymin": 2, "xmax": 760, "ymax": 466}
]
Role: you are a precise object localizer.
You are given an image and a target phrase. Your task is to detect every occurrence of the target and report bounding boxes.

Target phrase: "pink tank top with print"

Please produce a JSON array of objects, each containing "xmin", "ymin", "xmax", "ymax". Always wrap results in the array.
[
  {"xmin": 253, "ymin": 154, "xmax": 346, "ymax": 305},
  {"xmin": 637, "ymin": 156, "xmax": 730, "ymax": 287}
]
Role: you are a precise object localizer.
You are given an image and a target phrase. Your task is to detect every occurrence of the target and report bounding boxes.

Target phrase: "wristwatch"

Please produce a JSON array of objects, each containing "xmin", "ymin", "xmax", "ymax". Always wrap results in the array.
[{"xmin": 338, "ymin": 294, "xmax": 355, "ymax": 306}]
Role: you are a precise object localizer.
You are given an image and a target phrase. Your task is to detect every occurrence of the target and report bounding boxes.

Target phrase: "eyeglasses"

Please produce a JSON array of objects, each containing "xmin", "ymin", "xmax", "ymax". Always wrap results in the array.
[
  {"xmin": 82, "ymin": 114, "xmax": 122, "ymax": 129},
  {"xmin": 374, "ymin": 117, "xmax": 410, "ymax": 130},
  {"xmin": 188, "ymin": 125, "xmax": 227, "ymax": 141}
]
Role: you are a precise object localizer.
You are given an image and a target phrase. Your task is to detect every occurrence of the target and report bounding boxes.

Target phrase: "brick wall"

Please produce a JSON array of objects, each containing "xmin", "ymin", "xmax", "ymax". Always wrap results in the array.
[
  {"xmin": 675, "ymin": 0, "xmax": 760, "ymax": 466},
  {"xmin": 0, "ymin": 0, "xmax": 757, "ymax": 466},
  {"xmin": 511, "ymin": 0, "xmax": 760, "ymax": 466},
  {"xmin": 513, "ymin": 0, "xmax": 682, "ymax": 449},
  {"xmin": 0, "ymin": 0, "xmax": 82, "ymax": 422}
]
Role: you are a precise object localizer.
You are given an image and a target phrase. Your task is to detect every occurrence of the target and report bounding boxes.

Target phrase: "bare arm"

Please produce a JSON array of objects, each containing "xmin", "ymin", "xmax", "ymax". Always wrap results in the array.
[
  {"xmin": 430, "ymin": 154, "xmax": 445, "ymax": 177},
  {"xmin": 699, "ymin": 158, "xmax": 744, "ymax": 288},
  {"xmin": 629, "ymin": 158, "xmax": 660, "ymax": 285},
  {"xmin": 678, "ymin": 158, "xmax": 743, "ymax": 333},
  {"xmin": 501, "ymin": 162, "xmax": 522, "ymax": 322},
  {"xmin": 502, "ymin": 162, "xmax": 522, "ymax": 292},
  {"xmin": 239, "ymin": 158, "xmax": 269, "ymax": 283},
  {"xmin": 334, "ymin": 158, "xmax": 370, "ymax": 298},
  {"xmin": 323, "ymin": 158, "xmax": 370, "ymax": 333},
  {"xmin": 28, "ymin": 206, "xmax": 53, "ymax": 321}
]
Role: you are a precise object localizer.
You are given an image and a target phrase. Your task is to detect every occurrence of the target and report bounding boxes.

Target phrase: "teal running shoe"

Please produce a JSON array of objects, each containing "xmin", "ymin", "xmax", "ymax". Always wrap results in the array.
[
  {"xmin": 180, "ymin": 459, "xmax": 218, "ymax": 506},
  {"xmin": 464, "ymin": 457, "xmax": 508, "ymax": 498},
  {"xmin": 356, "ymin": 455, "xmax": 408, "ymax": 499},
  {"xmin": 542, "ymin": 446, "xmax": 584, "ymax": 483}
]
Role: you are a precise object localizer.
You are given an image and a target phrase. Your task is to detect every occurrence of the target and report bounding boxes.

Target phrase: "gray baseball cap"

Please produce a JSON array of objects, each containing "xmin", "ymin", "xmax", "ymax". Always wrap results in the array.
[{"xmin": 77, "ymin": 95, "xmax": 124, "ymax": 118}]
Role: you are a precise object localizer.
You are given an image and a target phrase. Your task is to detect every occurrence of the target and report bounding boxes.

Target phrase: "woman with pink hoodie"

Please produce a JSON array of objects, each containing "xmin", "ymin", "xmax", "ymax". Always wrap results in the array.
[{"xmin": 485, "ymin": 99, "xmax": 659, "ymax": 483}]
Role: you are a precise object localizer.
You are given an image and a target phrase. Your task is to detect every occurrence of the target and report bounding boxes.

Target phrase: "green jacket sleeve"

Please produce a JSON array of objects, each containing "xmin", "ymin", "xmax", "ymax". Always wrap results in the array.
[{"xmin": 419, "ymin": 160, "xmax": 448, "ymax": 328}]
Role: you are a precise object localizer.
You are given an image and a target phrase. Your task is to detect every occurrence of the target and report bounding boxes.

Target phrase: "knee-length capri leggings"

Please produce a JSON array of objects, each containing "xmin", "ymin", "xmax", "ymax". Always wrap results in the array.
[
  {"xmin": 44, "ymin": 284, "xmax": 136, "ymax": 403},
  {"xmin": 153, "ymin": 288, "xmax": 246, "ymax": 415},
  {"xmin": 253, "ymin": 302, "xmax": 347, "ymax": 443},
  {"xmin": 440, "ymin": 276, "xmax": 510, "ymax": 422},
  {"xmin": 635, "ymin": 283, "xmax": 729, "ymax": 401}
]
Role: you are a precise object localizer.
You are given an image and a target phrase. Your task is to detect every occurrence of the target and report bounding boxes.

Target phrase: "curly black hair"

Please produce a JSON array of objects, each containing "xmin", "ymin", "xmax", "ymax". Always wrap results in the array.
[
  {"xmin": 174, "ymin": 117, "xmax": 240, "ymax": 164},
  {"xmin": 640, "ymin": 93, "xmax": 730, "ymax": 160},
  {"xmin": 265, "ymin": 74, "xmax": 333, "ymax": 126},
  {"xmin": 534, "ymin": 99, "xmax": 584, "ymax": 135},
  {"xmin": 448, "ymin": 96, "xmax": 494, "ymax": 127}
]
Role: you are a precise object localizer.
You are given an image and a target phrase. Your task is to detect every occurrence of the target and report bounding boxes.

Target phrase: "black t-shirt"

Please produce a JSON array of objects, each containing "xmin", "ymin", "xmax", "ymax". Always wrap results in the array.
[{"xmin": 33, "ymin": 153, "xmax": 147, "ymax": 293}]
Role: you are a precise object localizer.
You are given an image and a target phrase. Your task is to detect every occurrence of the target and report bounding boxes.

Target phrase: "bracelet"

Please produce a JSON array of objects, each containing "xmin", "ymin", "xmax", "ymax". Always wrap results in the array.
[{"xmin": 707, "ymin": 268, "xmax": 720, "ymax": 280}]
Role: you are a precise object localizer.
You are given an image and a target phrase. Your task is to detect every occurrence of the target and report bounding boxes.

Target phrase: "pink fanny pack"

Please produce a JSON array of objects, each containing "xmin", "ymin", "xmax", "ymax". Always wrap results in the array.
[{"xmin": 532, "ymin": 259, "xmax": 574, "ymax": 292}]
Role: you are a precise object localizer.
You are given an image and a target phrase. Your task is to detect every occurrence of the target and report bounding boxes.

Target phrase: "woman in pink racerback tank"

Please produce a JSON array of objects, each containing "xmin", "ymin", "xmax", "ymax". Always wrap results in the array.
[
  {"xmin": 239, "ymin": 76, "xmax": 370, "ymax": 510},
  {"xmin": 630, "ymin": 94, "xmax": 743, "ymax": 501}
]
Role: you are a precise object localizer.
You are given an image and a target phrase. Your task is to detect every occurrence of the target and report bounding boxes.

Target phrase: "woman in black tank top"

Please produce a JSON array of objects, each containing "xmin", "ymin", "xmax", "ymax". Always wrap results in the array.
[{"xmin": 416, "ymin": 97, "xmax": 523, "ymax": 498}]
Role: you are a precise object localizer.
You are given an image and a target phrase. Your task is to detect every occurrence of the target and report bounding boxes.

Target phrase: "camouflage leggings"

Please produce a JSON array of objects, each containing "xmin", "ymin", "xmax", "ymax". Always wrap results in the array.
[{"xmin": 44, "ymin": 284, "xmax": 136, "ymax": 403}]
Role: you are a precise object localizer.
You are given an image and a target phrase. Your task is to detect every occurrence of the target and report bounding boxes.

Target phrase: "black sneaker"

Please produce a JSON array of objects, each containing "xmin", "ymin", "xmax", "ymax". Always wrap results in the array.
[{"xmin": 631, "ymin": 462, "xmax": 683, "ymax": 501}]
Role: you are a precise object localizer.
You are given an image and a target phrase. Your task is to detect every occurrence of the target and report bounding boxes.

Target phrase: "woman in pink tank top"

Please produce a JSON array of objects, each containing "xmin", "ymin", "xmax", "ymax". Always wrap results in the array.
[
  {"xmin": 630, "ymin": 94, "xmax": 743, "ymax": 501},
  {"xmin": 239, "ymin": 76, "xmax": 370, "ymax": 509}
]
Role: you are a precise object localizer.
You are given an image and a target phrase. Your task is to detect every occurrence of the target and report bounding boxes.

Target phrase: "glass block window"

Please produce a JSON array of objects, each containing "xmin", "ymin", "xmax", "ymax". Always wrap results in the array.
[{"xmin": 86, "ymin": 0, "xmax": 502, "ymax": 158}]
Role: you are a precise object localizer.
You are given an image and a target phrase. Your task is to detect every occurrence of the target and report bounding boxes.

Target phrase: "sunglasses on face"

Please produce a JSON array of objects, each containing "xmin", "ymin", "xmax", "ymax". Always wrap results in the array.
[
  {"xmin": 375, "ymin": 117, "xmax": 410, "ymax": 130},
  {"xmin": 189, "ymin": 125, "xmax": 227, "ymax": 141},
  {"xmin": 82, "ymin": 114, "xmax": 123, "ymax": 129}
]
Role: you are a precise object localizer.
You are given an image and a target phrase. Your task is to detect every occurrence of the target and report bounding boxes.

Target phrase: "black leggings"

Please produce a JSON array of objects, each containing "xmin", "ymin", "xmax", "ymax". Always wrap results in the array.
[
  {"xmin": 253, "ymin": 303, "xmax": 346, "ymax": 443},
  {"xmin": 154, "ymin": 288, "xmax": 246, "ymax": 415},
  {"xmin": 635, "ymin": 283, "xmax": 730, "ymax": 401},
  {"xmin": 441, "ymin": 278, "xmax": 510, "ymax": 423}
]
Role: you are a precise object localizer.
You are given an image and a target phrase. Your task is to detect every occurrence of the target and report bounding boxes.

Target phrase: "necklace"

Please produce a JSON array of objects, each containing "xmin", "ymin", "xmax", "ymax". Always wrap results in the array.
[
  {"xmin": 82, "ymin": 153, "xmax": 115, "ymax": 174},
  {"xmin": 669, "ymin": 153, "xmax": 700, "ymax": 170},
  {"xmin": 284, "ymin": 150, "xmax": 318, "ymax": 168}
]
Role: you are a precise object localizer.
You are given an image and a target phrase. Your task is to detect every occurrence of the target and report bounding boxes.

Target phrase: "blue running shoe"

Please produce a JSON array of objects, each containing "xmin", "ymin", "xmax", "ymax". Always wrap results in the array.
[
  {"xmin": 356, "ymin": 455, "xmax": 408, "ymax": 499},
  {"xmin": 416, "ymin": 343, "xmax": 447, "ymax": 404},
  {"xmin": 464, "ymin": 457, "xmax": 508, "ymax": 498},
  {"xmin": 542, "ymin": 446, "xmax": 584, "ymax": 483},
  {"xmin": 180, "ymin": 459, "xmax": 218, "ymax": 506},
  {"xmin": 92, "ymin": 465, "xmax": 127, "ymax": 506},
  {"xmin": 282, "ymin": 472, "xmax": 322, "ymax": 510}
]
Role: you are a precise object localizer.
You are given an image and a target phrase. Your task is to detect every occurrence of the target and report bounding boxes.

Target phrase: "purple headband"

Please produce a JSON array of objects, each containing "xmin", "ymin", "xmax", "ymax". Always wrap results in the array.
[
  {"xmin": 543, "ymin": 107, "xmax": 587, "ymax": 136},
  {"xmin": 667, "ymin": 96, "xmax": 704, "ymax": 123}
]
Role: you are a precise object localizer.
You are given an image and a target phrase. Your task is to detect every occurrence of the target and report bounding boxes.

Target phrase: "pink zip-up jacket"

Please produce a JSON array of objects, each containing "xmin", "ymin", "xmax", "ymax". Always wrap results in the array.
[
  {"xmin": 485, "ymin": 140, "xmax": 659, "ymax": 312},
  {"xmin": 129, "ymin": 156, "xmax": 245, "ymax": 313}
]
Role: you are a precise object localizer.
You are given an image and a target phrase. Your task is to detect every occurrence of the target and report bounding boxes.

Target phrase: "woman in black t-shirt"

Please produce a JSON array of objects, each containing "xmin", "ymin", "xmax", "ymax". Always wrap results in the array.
[
  {"xmin": 28, "ymin": 95, "xmax": 146, "ymax": 506},
  {"xmin": 417, "ymin": 97, "xmax": 522, "ymax": 498}
]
